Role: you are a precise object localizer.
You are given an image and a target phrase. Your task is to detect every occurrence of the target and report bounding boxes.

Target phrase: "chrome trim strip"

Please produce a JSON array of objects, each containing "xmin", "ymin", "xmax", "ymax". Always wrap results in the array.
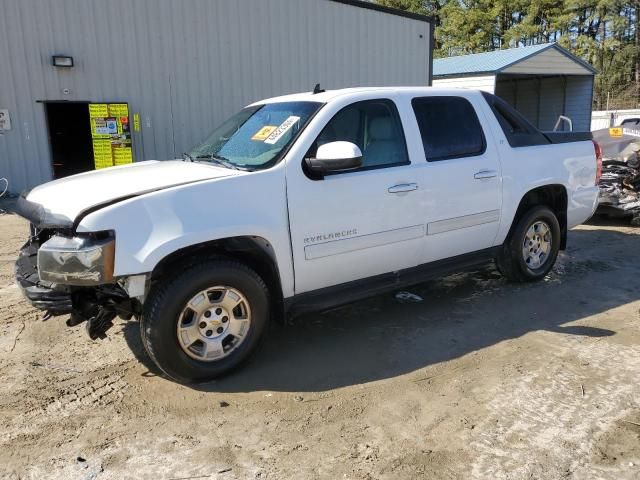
[
  {"xmin": 305, "ymin": 224, "xmax": 425, "ymax": 260},
  {"xmin": 427, "ymin": 209, "xmax": 500, "ymax": 235}
]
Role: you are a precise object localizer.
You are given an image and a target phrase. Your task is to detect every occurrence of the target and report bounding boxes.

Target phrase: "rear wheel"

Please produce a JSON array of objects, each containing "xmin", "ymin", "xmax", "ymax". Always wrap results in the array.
[
  {"xmin": 496, "ymin": 206, "xmax": 561, "ymax": 282},
  {"xmin": 140, "ymin": 258, "xmax": 269, "ymax": 383}
]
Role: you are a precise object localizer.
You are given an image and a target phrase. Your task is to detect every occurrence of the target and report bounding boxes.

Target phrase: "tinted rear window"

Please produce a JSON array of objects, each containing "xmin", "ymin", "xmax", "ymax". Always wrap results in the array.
[
  {"xmin": 411, "ymin": 96, "xmax": 486, "ymax": 161},
  {"xmin": 481, "ymin": 92, "xmax": 550, "ymax": 148}
]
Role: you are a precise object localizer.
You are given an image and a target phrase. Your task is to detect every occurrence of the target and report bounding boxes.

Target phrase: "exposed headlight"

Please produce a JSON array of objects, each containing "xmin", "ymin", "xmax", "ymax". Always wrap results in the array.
[{"xmin": 37, "ymin": 233, "xmax": 115, "ymax": 286}]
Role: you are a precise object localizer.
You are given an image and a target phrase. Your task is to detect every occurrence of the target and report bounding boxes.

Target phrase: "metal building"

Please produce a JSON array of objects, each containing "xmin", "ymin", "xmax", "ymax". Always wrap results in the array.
[
  {"xmin": 0, "ymin": 0, "xmax": 433, "ymax": 194},
  {"xmin": 433, "ymin": 43, "xmax": 596, "ymax": 132}
]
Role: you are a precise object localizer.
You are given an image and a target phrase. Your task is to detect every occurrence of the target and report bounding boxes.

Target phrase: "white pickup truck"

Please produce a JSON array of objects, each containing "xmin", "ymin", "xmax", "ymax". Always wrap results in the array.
[{"xmin": 15, "ymin": 87, "xmax": 601, "ymax": 383}]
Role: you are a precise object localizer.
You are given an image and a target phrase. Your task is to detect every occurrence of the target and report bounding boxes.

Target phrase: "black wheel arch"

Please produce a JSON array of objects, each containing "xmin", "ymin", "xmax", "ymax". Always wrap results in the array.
[
  {"xmin": 150, "ymin": 236, "xmax": 285, "ymax": 323},
  {"xmin": 508, "ymin": 185, "xmax": 568, "ymax": 250}
]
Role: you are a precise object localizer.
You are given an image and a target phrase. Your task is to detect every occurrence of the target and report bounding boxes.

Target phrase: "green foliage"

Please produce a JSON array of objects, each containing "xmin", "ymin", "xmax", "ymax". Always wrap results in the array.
[{"xmin": 377, "ymin": 0, "xmax": 640, "ymax": 109}]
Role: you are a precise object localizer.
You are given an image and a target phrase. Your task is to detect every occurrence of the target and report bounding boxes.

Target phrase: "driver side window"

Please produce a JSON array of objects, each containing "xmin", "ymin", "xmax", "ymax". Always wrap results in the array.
[{"xmin": 313, "ymin": 99, "xmax": 409, "ymax": 170}]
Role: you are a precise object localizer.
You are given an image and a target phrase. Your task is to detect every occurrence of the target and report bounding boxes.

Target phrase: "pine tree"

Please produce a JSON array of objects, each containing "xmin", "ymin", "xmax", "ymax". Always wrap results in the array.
[{"xmin": 377, "ymin": 0, "xmax": 640, "ymax": 109}]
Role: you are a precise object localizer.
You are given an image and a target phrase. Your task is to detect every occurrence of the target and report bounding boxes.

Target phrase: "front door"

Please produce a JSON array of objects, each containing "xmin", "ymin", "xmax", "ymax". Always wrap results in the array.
[
  {"xmin": 286, "ymin": 97, "xmax": 424, "ymax": 294},
  {"xmin": 410, "ymin": 95, "xmax": 502, "ymax": 263}
]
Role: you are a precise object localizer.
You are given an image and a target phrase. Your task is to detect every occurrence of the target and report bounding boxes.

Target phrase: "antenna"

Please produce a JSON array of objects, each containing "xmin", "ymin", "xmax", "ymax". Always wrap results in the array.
[{"xmin": 313, "ymin": 83, "xmax": 325, "ymax": 94}]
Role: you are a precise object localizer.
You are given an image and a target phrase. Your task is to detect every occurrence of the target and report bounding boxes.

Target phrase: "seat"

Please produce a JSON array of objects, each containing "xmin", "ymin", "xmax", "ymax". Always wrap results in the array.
[{"xmin": 364, "ymin": 116, "xmax": 403, "ymax": 167}]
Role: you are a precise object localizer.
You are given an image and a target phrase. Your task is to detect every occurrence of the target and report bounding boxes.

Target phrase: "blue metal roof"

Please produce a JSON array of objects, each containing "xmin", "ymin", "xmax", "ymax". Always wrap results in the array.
[{"xmin": 433, "ymin": 43, "xmax": 596, "ymax": 77}]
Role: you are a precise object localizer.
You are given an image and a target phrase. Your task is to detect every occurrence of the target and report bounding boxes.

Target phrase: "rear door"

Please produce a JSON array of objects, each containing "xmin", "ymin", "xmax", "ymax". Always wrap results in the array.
[
  {"xmin": 410, "ymin": 95, "xmax": 503, "ymax": 263},
  {"xmin": 285, "ymin": 96, "xmax": 426, "ymax": 294}
]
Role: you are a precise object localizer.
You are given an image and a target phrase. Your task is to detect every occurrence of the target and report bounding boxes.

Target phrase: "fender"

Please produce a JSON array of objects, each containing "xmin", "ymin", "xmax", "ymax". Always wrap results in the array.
[
  {"xmin": 494, "ymin": 140, "xmax": 598, "ymax": 247},
  {"xmin": 76, "ymin": 166, "xmax": 296, "ymax": 297}
]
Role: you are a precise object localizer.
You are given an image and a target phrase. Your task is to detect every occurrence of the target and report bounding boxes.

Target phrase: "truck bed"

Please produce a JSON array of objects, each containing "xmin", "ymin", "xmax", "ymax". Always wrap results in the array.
[{"xmin": 543, "ymin": 132, "xmax": 593, "ymax": 144}]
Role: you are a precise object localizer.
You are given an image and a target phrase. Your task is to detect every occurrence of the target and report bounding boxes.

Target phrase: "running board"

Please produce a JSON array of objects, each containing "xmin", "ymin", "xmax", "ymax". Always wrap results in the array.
[{"xmin": 285, "ymin": 246, "xmax": 500, "ymax": 318}]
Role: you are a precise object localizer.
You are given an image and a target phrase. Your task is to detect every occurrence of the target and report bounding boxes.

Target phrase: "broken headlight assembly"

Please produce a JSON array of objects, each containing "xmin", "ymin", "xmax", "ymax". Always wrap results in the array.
[{"xmin": 37, "ymin": 232, "xmax": 115, "ymax": 286}]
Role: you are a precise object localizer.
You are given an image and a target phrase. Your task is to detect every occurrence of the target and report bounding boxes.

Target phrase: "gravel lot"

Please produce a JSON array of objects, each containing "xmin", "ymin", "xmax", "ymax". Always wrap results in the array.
[{"xmin": 1, "ymin": 207, "xmax": 639, "ymax": 480}]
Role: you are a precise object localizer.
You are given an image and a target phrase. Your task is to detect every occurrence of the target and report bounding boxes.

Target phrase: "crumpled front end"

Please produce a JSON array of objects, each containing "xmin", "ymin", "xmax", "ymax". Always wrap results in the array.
[
  {"xmin": 14, "ymin": 191, "xmax": 75, "ymax": 230},
  {"xmin": 11, "ymin": 159, "xmax": 234, "ymax": 339},
  {"xmin": 15, "ymin": 233, "xmax": 73, "ymax": 314},
  {"xmin": 14, "ymin": 225, "xmax": 141, "ymax": 339}
]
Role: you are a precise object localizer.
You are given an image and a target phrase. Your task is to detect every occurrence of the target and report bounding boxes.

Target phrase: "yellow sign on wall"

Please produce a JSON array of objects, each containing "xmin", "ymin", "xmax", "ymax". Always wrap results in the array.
[
  {"xmin": 88, "ymin": 103, "xmax": 134, "ymax": 169},
  {"xmin": 108, "ymin": 104, "xmax": 129, "ymax": 117},
  {"xmin": 89, "ymin": 104, "xmax": 108, "ymax": 118},
  {"xmin": 133, "ymin": 113, "xmax": 141, "ymax": 132}
]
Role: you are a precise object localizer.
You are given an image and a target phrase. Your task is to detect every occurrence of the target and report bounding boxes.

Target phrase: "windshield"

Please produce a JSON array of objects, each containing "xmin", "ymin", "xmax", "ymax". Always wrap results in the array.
[{"xmin": 188, "ymin": 101, "xmax": 322, "ymax": 170}]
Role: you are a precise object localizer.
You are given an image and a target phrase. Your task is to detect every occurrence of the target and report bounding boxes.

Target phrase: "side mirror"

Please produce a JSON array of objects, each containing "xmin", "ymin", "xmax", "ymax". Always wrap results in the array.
[{"xmin": 305, "ymin": 141, "xmax": 363, "ymax": 176}]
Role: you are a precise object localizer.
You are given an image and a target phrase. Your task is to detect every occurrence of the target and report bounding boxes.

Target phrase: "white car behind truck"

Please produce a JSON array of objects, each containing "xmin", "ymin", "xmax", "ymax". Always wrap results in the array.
[{"xmin": 15, "ymin": 87, "xmax": 601, "ymax": 383}]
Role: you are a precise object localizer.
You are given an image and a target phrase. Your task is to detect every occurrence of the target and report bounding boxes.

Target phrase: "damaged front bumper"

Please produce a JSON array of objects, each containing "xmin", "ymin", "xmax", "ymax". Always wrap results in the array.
[
  {"xmin": 15, "ymin": 239, "xmax": 73, "ymax": 314},
  {"xmin": 15, "ymin": 233, "xmax": 141, "ymax": 339}
]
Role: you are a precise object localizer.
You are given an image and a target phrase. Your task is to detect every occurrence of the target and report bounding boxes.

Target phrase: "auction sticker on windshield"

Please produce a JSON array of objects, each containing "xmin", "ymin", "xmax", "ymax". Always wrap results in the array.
[
  {"xmin": 264, "ymin": 116, "xmax": 300, "ymax": 145},
  {"xmin": 251, "ymin": 125, "xmax": 277, "ymax": 141}
]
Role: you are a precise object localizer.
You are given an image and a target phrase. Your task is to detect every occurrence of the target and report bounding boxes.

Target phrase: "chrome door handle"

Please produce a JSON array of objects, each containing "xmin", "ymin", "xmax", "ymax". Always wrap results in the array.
[
  {"xmin": 388, "ymin": 183, "xmax": 418, "ymax": 194},
  {"xmin": 474, "ymin": 169, "xmax": 497, "ymax": 180}
]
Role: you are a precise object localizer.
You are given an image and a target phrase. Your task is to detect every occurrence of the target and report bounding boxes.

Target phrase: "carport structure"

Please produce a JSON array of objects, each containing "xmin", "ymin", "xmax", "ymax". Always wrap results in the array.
[{"xmin": 433, "ymin": 43, "xmax": 596, "ymax": 132}]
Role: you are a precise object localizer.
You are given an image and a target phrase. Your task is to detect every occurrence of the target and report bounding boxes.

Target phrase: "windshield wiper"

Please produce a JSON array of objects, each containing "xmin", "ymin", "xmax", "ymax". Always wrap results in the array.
[
  {"xmin": 182, "ymin": 152, "xmax": 195, "ymax": 162},
  {"xmin": 195, "ymin": 154, "xmax": 240, "ymax": 170}
]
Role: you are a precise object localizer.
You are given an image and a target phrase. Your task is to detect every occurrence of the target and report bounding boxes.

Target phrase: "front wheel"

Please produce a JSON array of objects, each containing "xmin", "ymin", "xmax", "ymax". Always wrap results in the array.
[
  {"xmin": 496, "ymin": 206, "xmax": 561, "ymax": 282},
  {"xmin": 140, "ymin": 257, "xmax": 270, "ymax": 383}
]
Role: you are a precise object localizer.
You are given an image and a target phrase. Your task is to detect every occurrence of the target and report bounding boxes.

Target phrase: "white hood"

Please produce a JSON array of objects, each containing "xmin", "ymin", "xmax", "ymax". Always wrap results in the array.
[{"xmin": 22, "ymin": 160, "xmax": 238, "ymax": 227}]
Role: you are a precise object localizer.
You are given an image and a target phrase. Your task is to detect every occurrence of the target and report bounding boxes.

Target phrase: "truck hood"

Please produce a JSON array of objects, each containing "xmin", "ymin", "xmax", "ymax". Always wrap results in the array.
[{"xmin": 17, "ymin": 160, "xmax": 238, "ymax": 228}]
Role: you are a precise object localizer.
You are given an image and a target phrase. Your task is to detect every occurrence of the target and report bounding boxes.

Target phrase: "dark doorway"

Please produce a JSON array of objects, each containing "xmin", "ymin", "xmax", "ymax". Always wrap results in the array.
[{"xmin": 44, "ymin": 102, "xmax": 94, "ymax": 179}]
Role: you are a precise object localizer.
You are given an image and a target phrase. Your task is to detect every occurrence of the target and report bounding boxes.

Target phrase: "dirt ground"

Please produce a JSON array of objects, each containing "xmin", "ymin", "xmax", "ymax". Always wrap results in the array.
[{"xmin": 1, "ymin": 207, "xmax": 639, "ymax": 480}]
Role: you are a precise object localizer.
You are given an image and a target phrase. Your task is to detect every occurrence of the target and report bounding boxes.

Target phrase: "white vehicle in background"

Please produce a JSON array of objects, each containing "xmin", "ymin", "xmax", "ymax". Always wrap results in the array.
[{"xmin": 15, "ymin": 86, "xmax": 601, "ymax": 383}]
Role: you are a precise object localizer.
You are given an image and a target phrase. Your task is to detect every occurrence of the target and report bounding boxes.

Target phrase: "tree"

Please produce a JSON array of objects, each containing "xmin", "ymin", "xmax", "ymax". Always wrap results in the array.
[{"xmin": 377, "ymin": 0, "xmax": 640, "ymax": 109}]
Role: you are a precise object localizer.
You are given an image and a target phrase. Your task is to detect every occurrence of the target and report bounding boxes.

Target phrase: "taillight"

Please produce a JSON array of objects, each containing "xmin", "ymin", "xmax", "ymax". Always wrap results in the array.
[{"xmin": 593, "ymin": 139, "xmax": 602, "ymax": 185}]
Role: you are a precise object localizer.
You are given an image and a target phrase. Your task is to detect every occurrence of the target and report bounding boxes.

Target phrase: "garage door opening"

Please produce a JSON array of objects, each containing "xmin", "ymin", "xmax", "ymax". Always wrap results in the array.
[
  {"xmin": 44, "ymin": 102, "xmax": 94, "ymax": 179},
  {"xmin": 432, "ymin": 43, "xmax": 596, "ymax": 132}
]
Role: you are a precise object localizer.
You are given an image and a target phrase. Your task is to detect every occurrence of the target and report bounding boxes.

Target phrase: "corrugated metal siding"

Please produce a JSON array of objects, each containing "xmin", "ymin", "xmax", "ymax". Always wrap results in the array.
[
  {"xmin": 494, "ymin": 78, "xmax": 516, "ymax": 105},
  {"xmin": 433, "ymin": 43, "xmax": 551, "ymax": 76},
  {"xmin": 497, "ymin": 77, "xmax": 567, "ymax": 130},
  {"xmin": 0, "ymin": 0, "xmax": 431, "ymax": 193},
  {"xmin": 432, "ymin": 75, "xmax": 496, "ymax": 93},
  {"xmin": 433, "ymin": 43, "xmax": 596, "ymax": 77},
  {"xmin": 501, "ymin": 48, "xmax": 592, "ymax": 75},
  {"xmin": 512, "ymin": 77, "xmax": 539, "ymax": 125},
  {"xmin": 564, "ymin": 76, "xmax": 593, "ymax": 131},
  {"xmin": 495, "ymin": 74, "xmax": 592, "ymax": 131},
  {"xmin": 538, "ymin": 77, "xmax": 565, "ymax": 129}
]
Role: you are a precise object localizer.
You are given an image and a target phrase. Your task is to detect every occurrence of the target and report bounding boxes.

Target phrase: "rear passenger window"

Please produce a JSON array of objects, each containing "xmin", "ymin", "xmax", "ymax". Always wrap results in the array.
[
  {"xmin": 313, "ymin": 99, "xmax": 409, "ymax": 170},
  {"xmin": 412, "ymin": 96, "xmax": 486, "ymax": 161}
]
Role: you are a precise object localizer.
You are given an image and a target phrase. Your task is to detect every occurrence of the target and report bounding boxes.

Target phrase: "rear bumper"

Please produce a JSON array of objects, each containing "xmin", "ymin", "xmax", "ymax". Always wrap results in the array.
[
  {"xmin": 567, "ymin": 186, "xmax": 600, "ymax": 229},
  {"xmin": 15, "ymin": 239, "xmax": 73, "ymax": 314}
]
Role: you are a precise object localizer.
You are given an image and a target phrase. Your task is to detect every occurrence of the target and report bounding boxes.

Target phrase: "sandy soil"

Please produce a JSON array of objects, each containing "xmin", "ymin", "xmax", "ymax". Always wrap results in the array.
[{"xmin": 0, "ymin": 208, "xmax": 639, "ymax": 480}]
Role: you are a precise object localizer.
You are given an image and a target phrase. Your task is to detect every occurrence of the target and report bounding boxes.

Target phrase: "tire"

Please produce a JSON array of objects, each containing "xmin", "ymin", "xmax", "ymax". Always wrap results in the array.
[
  {"xmin": 140, "ymin": 257, "xmax": 270, "ymax": 384},
  {"xmin": 496, "ymin": 205, "xmax": 561, "ymax": 282}
]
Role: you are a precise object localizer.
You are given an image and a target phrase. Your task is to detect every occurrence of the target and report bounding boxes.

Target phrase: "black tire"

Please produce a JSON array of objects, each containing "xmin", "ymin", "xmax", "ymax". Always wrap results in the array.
[
  {"xmin": 496, "ymin": 206, "xmax": 561, "ymax": 282},
  {"xmin": 140, "ymin": 257, "xmax": 269, "ymax": 384}
]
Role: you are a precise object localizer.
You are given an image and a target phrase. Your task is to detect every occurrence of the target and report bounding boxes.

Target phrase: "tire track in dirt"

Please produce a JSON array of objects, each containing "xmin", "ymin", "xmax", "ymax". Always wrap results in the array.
[
  {"xmin": 469, "ymin": 329, "xmax": 640, "ymax": 479},
  {"xmin": 1, "ymin": 367, "xmax": 131, "ymax": 446},
  {"xmin": 30, "ymin": 371, "xmax": 129, "ymax": 419}
]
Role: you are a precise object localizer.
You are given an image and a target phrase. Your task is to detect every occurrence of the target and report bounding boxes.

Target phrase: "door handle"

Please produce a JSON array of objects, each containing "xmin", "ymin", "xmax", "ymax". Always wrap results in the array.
[
  {"xmin": 474, "ymin": 169, "xmax": 497, "ymax": 180},
  {"xmin": 388, "ymin": 183, "xmax": 418, "ymax": 194}
]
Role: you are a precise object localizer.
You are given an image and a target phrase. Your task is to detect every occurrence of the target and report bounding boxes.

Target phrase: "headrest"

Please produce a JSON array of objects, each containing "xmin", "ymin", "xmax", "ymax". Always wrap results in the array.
[{"xmin": 369, "ymin": 117, "xmax": 394, "ymax": 141}]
